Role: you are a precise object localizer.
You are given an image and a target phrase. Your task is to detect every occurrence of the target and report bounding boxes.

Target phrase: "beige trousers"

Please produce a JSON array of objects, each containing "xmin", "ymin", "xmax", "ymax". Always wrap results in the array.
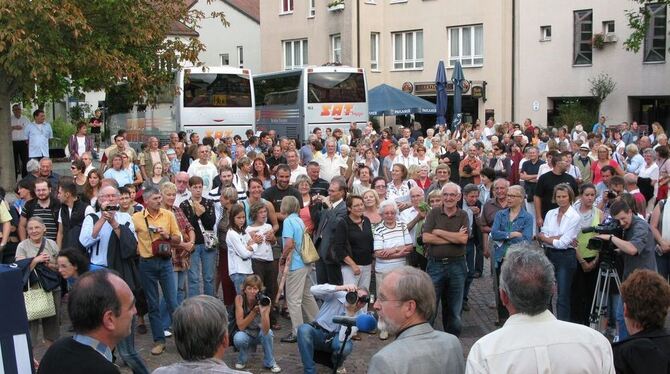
[{"xmin": 285, "ymin": 266, "xmax": 319, "ymax": 334}]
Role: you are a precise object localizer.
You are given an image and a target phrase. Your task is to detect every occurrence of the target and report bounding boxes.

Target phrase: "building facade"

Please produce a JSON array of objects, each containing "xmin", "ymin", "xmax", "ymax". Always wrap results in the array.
[
  {"xmin": 515, "ymin": 0, "xmax": 670, "ymax": 128},
  {"xmin": 260, "ymin": 0, "xmax": 514, "ymax": 125}
]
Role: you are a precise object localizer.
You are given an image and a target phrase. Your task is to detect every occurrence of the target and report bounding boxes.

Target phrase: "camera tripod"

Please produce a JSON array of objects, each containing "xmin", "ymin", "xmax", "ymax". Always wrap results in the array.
[{"xmin": 588, "ymin": 261, "xmax": 622, "ymax": 333}]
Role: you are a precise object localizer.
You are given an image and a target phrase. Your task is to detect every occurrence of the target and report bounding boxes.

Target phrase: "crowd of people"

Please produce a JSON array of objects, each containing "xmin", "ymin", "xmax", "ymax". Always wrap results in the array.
[{"xmin": 3, "ymin": 109, "xmax": 670, "ymax": 374}]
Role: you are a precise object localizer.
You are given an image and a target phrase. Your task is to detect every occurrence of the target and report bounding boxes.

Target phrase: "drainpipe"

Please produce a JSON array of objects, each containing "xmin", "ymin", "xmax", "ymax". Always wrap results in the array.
[
  {"xmin": 511, "ymin": 0, "xmax": 516, "ymax": 122},
  {"xmin": 356, "ymin": 0, "xmax": 361, "ymax": 68}
]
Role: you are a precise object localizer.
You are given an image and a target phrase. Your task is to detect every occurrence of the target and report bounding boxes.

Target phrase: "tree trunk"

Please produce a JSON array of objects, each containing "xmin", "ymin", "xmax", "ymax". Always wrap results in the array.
[{"xmin": 0, "ymin": 90, "xmax": 17, "ymax": 190}]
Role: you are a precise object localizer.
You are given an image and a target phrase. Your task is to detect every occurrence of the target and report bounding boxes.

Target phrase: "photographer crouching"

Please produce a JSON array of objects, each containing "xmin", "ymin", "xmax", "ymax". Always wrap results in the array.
[
  {"xmin": 232, "ymin": 275, "xmax": 281, "ymax": 372},
  {"xmin": 297, "ymin": 284, "xmax": 370, "ymax": 374},
  {"xmin": 593, "ymin": 200, "xmax": 658, "ymax": 340}
]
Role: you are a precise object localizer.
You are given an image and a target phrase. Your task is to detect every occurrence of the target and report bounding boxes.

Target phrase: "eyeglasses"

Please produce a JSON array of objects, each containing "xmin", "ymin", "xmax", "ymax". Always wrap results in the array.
[
  {"xmin": 507, "ymin": 194, "xmax": 523, "ymax": 198},
  {"xmin": 442, "ymin": 192, "xmax": 459, "ymax": 198}
]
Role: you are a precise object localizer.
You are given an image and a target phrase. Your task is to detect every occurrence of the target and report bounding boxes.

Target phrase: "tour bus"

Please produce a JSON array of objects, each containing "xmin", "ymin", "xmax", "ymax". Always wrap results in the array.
[
  {"xmin": 253, "ymin": 66, "xmax": 368, "ymax": 143},
  {"xmin": 176, "ymin": 66, "xmax": 255, "ymax": 140}
]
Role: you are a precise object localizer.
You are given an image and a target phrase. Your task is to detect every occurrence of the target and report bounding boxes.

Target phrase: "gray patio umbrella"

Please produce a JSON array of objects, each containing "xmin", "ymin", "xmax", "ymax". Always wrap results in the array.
[{"xmin": 451, "ymin": 60, "xmax": 465, "ymax": 132}]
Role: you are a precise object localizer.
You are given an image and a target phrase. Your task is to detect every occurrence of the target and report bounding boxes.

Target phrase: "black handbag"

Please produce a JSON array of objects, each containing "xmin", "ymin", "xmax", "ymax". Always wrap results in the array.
[{"xmin": 33, "ymin": 239, "xmax": 61, "ymax": 291}]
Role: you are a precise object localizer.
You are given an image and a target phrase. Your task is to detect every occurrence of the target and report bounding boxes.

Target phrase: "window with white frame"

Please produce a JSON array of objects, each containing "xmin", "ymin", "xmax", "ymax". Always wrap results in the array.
[
  {"xmin": 220, "ymin": 53, "xmax": 230, "ymax": 65},
  {"xmin": 237, "ymin": 46, "xmax": 244, "ymax": 67},
  {"xmin": 644, "ymin": 4, "xmax": 666, "ymax": 62},
  {"xmin": 283, "ymin": 39, "xmax": 308, "ymax": 70},
  {"xmin": 392, "ymin": 30, "xmax": 423, "ymax": 70},
  {"xmin": 370, "ymin": 32, "xmax": 380, "ymax": 70},
  {"xmin": 281, "ymin": 0, "xmax": 294, "ymax": 14},
  {"xmin": 330, "ymin": 34, "xmax": 342, "ymax": 63},
  {"xmin": 308, "ymin": 0, "xmax": 315, "ymax": 17},
  {"xmin": 448, "ymin": 24, "xmax": 483, "ymax": 67},
  {"xmin": 603, "ymin": 20, "xmax": 615, "ymax": 34}
]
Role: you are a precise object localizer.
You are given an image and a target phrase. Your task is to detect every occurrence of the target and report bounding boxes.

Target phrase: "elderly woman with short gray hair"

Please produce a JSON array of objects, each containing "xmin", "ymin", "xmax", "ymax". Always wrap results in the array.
[
  {"xmin": 373, "ymin": 200, "xmax": 413, "ymax": 340},
  {"xmin": 278, "ymin": 195, "xmax": 319, "ymax": 343}
]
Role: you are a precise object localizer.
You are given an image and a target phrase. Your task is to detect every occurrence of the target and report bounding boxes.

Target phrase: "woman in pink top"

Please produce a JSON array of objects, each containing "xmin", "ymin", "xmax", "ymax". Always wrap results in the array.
[{"xmin": 591, "ymin": 145, "xmax": 624, "ymax": 184}]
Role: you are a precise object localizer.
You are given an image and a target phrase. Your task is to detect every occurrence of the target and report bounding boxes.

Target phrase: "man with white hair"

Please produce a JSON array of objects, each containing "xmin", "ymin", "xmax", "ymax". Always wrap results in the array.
[
  {"xmin": 318, "ymin": 138, "xmax": 346, "ymax": 183},
  {"xmin": 466, "ymin": 242, "xmax": 615, "ymax": 373},
  {"xmin": 286, "ymin": 149, "xmax": 307, "ymax": 184},
  {"xmin": 422, "ymin": 182, "xmax": 469, "ymax": 336},
  {"xmin": 393, "ymin": 143, "xmax": 418, "ymax": 168},
  {"xmin": 399, "ymin": 187, "xmax": 428, "ymax": 269}
]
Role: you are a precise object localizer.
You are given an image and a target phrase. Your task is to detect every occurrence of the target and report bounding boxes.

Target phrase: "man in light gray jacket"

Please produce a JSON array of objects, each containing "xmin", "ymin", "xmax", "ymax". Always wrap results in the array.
[{"xmin": 369, "ymin": 266, "xmax": 464, "ymax": 374}]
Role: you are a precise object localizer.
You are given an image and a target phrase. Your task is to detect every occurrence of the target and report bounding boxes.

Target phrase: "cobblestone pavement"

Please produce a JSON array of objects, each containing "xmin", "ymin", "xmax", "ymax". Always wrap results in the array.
[{"xmin": 33, "ymin": 261, "xmax": 498, "ymax": 374}]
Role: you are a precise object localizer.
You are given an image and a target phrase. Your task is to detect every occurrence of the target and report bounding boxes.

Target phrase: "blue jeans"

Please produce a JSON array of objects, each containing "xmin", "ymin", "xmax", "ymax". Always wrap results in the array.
[
  {"xmin": 116, "ymin": 316, "xmax": 150, "ymax": 374},
  {"xmin": 616, "ymin": 296, "xmax": 629, "ymax": 340},
  {"xmin": 230, "ymin": 273, "xmax": 248, "ymax": 295},
  {"xmin": 233, "ymin": 330, "xmax": 277, "ymax": 367},
  {"xmin": 463, "ymin": 241, "xmax": 476, "ymax": 304},
  {"xmin": 188, "ymin": 244, "xmax": 217, "ymax": 297},
  {"xmin": 426, "ymin": 257, "xmax": 466, "ymax": 336},
  {"xmin": 546, "ymin": 248, "xmax": 577, "ymax": 321},
  {"xmin": 159, "ymin": 270, "xmax": 187, "ymax": 330},
  {"xmin": 297, "ymin": 323, "xmax": 352, "ymax": 374},
  {"xmin": 138, "ymin": 257, "xmax": 178, "ymax": 343}
]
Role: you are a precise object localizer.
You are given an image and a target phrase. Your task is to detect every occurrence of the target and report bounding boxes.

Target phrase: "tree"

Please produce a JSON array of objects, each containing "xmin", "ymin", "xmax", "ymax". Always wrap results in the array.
[
  {"xmin": 0, "ymin": 0, "xmax": 227, "ymax": 189},
  {"xmin": 624, "ymin": 0, "xmax": 669, "ymax": 52},
  {"xmin": 588, "ymin": 72, "xmax": 617, "ymax": 116}
]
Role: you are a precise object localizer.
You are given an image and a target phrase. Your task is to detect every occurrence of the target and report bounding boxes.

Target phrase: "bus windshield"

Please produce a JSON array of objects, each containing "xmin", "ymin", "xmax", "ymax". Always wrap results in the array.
[
  {"xmin": 307, "ymin": 72, "xmax": 366, "ymax": 104},
  {"xmin": 183, "ymin": 73, "xmax": 252, "ymax": 108}
]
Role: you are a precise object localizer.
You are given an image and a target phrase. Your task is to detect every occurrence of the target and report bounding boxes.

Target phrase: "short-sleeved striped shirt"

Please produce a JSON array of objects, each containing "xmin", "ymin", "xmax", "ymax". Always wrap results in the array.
[
  {"xmin": 33, "ymin": 206, "xmax": 58, "ymax": 241},
  {"xmin": 373, "ymin": 221, "xmax": 412, "ymax": 273}
]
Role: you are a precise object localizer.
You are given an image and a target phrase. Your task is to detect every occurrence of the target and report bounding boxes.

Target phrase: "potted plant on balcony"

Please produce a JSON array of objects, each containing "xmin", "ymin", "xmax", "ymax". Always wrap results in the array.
[
  {"xmin": 591, "ymin": 33, "xmax": 606, "ymax": 49},
  {"xmin": 328, "ymin": 0, "xmax": 345, "ymax": 11}
]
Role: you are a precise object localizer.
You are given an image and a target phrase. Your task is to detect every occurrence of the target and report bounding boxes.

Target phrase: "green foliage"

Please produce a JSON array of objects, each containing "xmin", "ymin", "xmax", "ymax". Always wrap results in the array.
[
  {"xmin": 555, "ymin": 99, "xmax": 598, "ymax": 132},
  {"xmin": 50, "ymin": 118, "xmax": 76, "ymax": 148},
  {"xmin": 69, "ymin": 102, "xmax": 92, "ymax": 122},
  {"xmin": 589, "ymin": 73, "xmax": 617, "ymax": 105},
  {"xmin": 624, "ymin": 0, "xmax": 668, "ymax": 52}
]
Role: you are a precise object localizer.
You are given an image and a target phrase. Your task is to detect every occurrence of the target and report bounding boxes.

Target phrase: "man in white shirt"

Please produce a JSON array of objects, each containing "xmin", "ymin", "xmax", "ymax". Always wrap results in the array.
[
  {"xmin": 318, "ymin": 138, "xmax": 346, "ymax": 183},
  {"xmin": 187, "ymin": 145, "xmax": 218, "ymax": 195},
  {"xmin": 482, "ymin": 118, "xmax": 495, "ymax": 139},
  {"xmin": 25, "ymin": 109, "xmax": 53, "ymax": 160},
  {"xmin": 466, "ymin": 242, "xmax": 615, "ymax": 374},
  {"xmin": 11, "ymin": 104, "xmax": 30, "ymax": 177},
  {"xmin": 286, "ymin": 149, "xmax": 307, "ymax": 184},
  {"xmin": 392, "ymin": 144, "xmax": 418, "ymax": 169},
  {"xmin": 174, "ymin": 172, "xmax": 192, "ymax": 207}
]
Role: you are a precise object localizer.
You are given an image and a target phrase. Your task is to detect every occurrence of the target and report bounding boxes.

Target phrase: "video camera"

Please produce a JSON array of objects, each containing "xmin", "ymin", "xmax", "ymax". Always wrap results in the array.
[
  {"xmin": 256, "ymin": 293, "xmax": 271, "ymax": 307},
  {"xmin": 581, "ymin": 220, "xmax": 623, "ymax": 266}
]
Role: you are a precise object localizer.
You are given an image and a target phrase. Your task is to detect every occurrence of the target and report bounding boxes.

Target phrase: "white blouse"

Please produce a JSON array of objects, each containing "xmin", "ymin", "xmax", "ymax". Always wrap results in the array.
[
  {"xmin": 540, "ymin": 205, "xmax": 581, "ymax": 249},
  {"xmin": 226, "ymin": 229, "xmax": 255, "ymax": 275}
]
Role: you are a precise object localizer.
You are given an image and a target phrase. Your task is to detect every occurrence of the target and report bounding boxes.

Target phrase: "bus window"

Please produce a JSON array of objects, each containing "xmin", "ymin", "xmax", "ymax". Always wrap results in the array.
[
  {"xmin": 254, "ymin": 73, "xmax": 301, "ymax": 106},
  {"xmin": 183, "ymin": 73, "xmax": 252, "ymax": 108},
  {"xmin": 307, "ymin": 72, "xmax": 366, "ymax": 104}
]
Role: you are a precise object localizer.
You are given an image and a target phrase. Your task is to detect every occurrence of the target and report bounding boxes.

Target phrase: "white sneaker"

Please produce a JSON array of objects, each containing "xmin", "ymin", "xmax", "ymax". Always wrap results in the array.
[
  {"xmin": 267, "ymin": 364, "xmax": 282, "ymax": 373},
  {"xmin": 235, "ymin": 363, "xmax": 246, "ymax": 369},
  {"xmin": 163, "ymin": 330, "xmax": 172, "ymax": 337}
]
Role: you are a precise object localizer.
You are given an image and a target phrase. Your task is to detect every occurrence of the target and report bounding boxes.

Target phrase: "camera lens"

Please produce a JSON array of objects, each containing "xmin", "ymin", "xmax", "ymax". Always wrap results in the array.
[
  {"xmin": 257, "ymin": 294, "xmax": 271, "ymax": 307},
  {"xmin": 345, "ymin": 291, "xmax": 358, "ymax": 304}
]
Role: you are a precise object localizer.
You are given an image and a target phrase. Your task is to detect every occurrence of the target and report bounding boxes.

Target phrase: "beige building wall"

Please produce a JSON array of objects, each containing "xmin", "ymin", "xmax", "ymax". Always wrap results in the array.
[
  {"xmin": 260, "ymin": 0, "xmax": 514, "ymax": 122},
  {"xmin": 515, "ymin": 0, "xmax": 670, "ymax": 126}
]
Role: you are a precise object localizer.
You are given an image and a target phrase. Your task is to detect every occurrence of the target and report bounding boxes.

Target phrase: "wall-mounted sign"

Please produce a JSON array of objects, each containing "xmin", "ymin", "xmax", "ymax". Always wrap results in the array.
[
  {"xmin": 401, "ymin": 82, "xmax": 414, "ymax": 93},
  {"xmin": 471, "ymin": 86, "xmax": 483, "ymax": 99}
]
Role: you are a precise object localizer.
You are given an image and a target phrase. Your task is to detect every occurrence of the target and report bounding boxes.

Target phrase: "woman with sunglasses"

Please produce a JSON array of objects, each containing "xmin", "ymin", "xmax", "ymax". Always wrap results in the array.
[{"xmin": 70, "ymin": 159, "xmax": 87, "ymax": 196}]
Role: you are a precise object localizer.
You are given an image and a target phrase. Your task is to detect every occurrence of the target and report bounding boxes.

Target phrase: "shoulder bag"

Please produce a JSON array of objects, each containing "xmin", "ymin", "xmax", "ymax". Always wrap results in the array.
[
  {"xmin": 144, "ymin": 216, "xmax": 172, "ymax": 259},
  {"xmin": 23, "ymin": 240, "xmax": 56, "ymax": 321}
]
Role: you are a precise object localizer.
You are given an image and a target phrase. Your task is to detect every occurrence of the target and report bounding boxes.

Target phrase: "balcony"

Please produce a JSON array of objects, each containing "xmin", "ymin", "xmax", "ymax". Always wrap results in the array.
[{"xmin": 328, "ymin": 0, "xmax": 345, "ymax": 12}]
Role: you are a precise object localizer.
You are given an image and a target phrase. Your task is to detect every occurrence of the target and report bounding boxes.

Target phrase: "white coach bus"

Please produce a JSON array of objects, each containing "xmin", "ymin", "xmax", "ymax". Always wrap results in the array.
[{"xmin": 253, "ymin": 66, "xmax": 368, "ymax": 143}]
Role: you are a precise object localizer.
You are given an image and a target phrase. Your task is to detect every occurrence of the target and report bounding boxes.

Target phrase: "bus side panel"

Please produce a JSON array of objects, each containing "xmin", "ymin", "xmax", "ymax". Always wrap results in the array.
[{"xmin": 304, "ymin": 102, "xmax": 369, "ymax": 135}]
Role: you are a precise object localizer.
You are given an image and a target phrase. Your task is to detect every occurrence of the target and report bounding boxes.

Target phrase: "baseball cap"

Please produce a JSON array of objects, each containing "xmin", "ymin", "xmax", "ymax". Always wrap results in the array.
[{"xmin": 579, "ymin": 144, "xmax": 590, "ymax": 151}]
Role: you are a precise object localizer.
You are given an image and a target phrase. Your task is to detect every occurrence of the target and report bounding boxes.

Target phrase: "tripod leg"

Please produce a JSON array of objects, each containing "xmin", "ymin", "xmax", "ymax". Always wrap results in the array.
[{"xmin": 588, "ymin": 269, "xmax": 603, "ymax": 329}]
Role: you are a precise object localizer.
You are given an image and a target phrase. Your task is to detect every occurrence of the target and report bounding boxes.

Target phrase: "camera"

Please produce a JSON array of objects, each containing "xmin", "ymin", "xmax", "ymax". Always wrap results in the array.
[
  {"xmin": 605, "ymin": 190, "xmax": 617, "ymax": 200},
  {"xmin": 148, "ymin": 226, "xmax": 160, "ymax": 233},
  {"xmin": 102, "ymin": 205, "xmax": 120, "ymax": 212},
  {"xmin": 581, "ymin": 220, "xmax": 623, "ymax": 265},
  {"xmin": 357, "ymin": 163, "xmax": 365, "ymax": 169},
  {"xmin": 256, "ymin": 293, "xmax": 271, "ymax": 307},
  {"xmin": 463, "ymin": 165, "xmax": 473, "ymax": 174},
  {"xmin": 345, "ymin": 291, "xmax": 369, "ymax": 305}
]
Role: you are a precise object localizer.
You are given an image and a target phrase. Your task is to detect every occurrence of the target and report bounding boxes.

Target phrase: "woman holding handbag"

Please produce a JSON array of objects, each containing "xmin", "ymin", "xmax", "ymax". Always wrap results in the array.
[
  {"xmin": 15, "ymin": 217, "xmax": 60, "ymax": 348},
  {"xmin": 179, "ymin": 176, "xmax": 217, "ymax": 298}
]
